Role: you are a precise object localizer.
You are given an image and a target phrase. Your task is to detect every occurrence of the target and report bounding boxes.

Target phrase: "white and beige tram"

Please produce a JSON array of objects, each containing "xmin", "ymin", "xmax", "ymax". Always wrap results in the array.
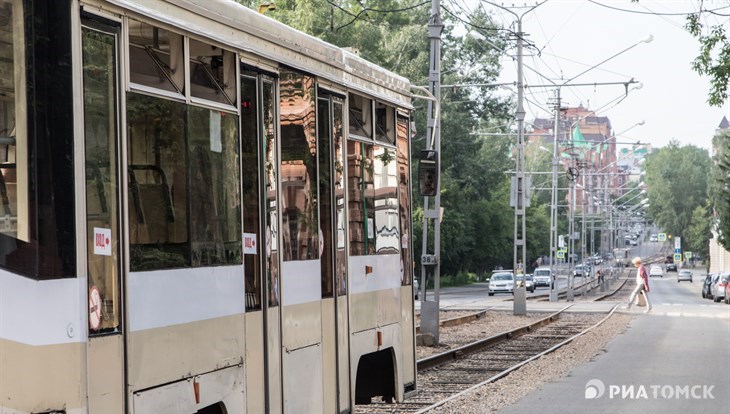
[{"xmin": 0, "ymin": 0, "xmax": 417, "ymax": 412}]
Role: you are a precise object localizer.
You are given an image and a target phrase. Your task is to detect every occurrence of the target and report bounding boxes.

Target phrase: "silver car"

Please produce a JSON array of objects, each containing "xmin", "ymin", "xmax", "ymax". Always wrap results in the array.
[
  {"xmin": 711, "ymin": 273, "xmax": 729, "ymax": 303},
  {"xmin": 533, "ymin": 267, "xmax": 554, "ymax": 288},
  {"xmin": 677, "ymin": 270, "xmax": 693, "ymax": 283},
  {"xmin": 489, "ymin": 272, "xmax": 514, "ymax": 296}
]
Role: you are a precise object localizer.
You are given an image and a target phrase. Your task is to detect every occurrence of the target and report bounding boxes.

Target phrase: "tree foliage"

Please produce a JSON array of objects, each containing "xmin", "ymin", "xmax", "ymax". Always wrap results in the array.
[
  {"xmin": 685, "ymin": 12, "xmax": 730, "ymax": 107},
  {"xmin": 709, "ymin": 130, "xmax": 730, "ymax": 248},
  {"xmin": 644, "ymin": 141, "xmax": 710, "ymax": 248}
]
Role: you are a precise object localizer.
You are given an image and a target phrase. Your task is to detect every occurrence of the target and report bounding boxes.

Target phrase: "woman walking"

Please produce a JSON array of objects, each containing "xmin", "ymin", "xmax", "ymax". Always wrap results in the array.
[{"xmin": 626, "ymin": 256, "xmax": 652, "ymax": 313}]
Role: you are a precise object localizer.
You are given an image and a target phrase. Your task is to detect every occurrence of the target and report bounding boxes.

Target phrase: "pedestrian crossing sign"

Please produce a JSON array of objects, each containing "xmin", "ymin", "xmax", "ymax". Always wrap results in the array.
[
  {"xmin": 674, "ymin": 253, "xmax": 682, "ymax": 262},
  {"xmin": 685, "ymin": 251, "xmax": 693, "ymax": 259},
  {"xmin": 658, "ymin": 233, "xmax": 667, "ymax": 242},
  {"xmin": 557, "ymin": 250, "xmax": 565, "ymax": 259}
]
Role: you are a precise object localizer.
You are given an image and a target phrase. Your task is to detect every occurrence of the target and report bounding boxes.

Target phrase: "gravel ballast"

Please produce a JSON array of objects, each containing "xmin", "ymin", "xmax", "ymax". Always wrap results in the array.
[{"xmin": 428, "ymin": 312, "xmax": 635, "ymax": 413}]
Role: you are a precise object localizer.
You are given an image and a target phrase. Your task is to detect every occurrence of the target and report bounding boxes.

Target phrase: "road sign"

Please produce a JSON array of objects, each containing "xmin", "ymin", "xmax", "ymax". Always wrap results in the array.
[
  {"xmin": 557, "ymin": 250, "xmax": 565, "ymax": 259},
  {"xmin": 674, "ymin": 248, "xmax": 681, "ymax": 254},
  {"xmin": 658, "ymin": 233, "xmax": 666, "ymax": 242},
  {"xmin": 685, "ymin": 251, "xmax": 693, "ymax": 259},
  {"xmin": 674, "ymin": 253, "xmax": 682, "ymax": 262},
  {"xmin": 674, "ymin": 237, "xmax": 681, "ymax": 250}
]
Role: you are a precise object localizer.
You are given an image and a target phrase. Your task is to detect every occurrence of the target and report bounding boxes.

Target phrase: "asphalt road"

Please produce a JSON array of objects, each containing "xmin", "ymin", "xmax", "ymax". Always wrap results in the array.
[
  {"xmin": 500, "ymin": 271, "xmax": 730, "ymax": 413},
  {"xmin": 416, "ymin": 240, "xmax": 729, "ymax": 413}
]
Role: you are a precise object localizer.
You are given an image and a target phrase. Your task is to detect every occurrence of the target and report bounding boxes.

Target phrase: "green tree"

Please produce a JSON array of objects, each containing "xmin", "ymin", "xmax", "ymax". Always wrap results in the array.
[
  {"xmin": 709, "ymin": 130, "xmax": 730, "ymax": 248},
  {"xmin": 686, "ymin": 204, "xmax": 711, "ymax": 260},
  {"xmin": 685, "ymin": 11, "xmax": 730, "ymax": 107},
  {"xmin": 644, "ymin": 141, "xmax": 711, "ymax": 242}
]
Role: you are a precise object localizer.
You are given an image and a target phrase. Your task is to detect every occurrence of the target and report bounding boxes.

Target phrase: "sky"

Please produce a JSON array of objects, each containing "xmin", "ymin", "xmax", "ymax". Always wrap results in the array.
[{"xmin": 457, "ymin": 0, "xmax": 729, "ymax": 152}]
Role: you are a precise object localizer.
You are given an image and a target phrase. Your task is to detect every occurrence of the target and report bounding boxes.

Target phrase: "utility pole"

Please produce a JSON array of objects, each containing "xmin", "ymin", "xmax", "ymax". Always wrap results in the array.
[
  {"xmin": 512, "ymin": 15, "xmax": 528, "ymax": 315},
  {"xmin": 549, "ymin": 89, "xmax": 560, "ymax": 302},
  {"xmin": 419, "ymin": 0, "xmax": 443, "ymax": 344}
]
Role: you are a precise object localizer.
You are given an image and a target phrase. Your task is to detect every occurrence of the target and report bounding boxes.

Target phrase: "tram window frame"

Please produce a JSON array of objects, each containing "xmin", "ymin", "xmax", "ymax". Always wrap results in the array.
[
  {"xmin": 279, "ymin": 68, "xmax": 319, "ymax": 262},
  {"xmin": 188, "ymin": 38, "xmax": 236, "ymax": 108},
  {"xmin": 396, "ymin": 113, "xmax": 413, "ymax": 286},
  {"xmin": 0, "ymin": 0, "xmax": 76, "ymax": 280},
  {"xmin": 348, "ymin": 93, "xmax": 372, "ymax": 140},
  {"xmin": 126, "ymin": 92, "xmax": 242, "ymax": 271},
  {"xmin": 127, "ymin": 18, "xmax": 185, "ymax": 97},
  {"xmin": 241, "ymin": 71, "xmax": 263, "ymax": 311},
  {"xmin": 347, "ymin": 140, "xmax": 375, "ymax": 256},
  {"xmin": 375, "ymin": 101, "xmax": 395, "ymax": 145}
]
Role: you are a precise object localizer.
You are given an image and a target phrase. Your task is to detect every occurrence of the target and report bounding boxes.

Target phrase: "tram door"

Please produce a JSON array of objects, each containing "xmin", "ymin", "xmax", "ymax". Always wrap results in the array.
[
  {"xmin": 82, "ymin": 15, "xmax": 125, "ymax": 414},
  {"xmin": 317, "ymin": 92, "xmax": 351, "ymax": 412}
]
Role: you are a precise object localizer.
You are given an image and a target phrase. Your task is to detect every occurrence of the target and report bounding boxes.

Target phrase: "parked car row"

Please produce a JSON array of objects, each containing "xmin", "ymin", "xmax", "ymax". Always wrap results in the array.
[{"xmin": 701, "ymin": 272, "xmax": 729, "ymax": 303}]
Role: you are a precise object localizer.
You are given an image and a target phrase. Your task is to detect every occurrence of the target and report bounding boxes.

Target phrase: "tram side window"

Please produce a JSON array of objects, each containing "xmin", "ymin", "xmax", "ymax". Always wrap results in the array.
[
  {"xmin": 349, "ymin": 93, "xmax": 372, "ymax": 139},
  {"xmin": 347, "ymin": 141, "xmax": 375, "ymax": 256},
  {"xmin": 127, "ymin": 94, "xmax": 189, "ymax": 269},
  {"xmin": 279, "ymin": 69, "xmax": 318, "ymax": 262},
  {"xmin": 127, "ymin": 93, "xmax": 242, "ymax": 270},
  {"xmin": 396, "ymin": 115, "xmax": 412, "ymax": 285},
  {"xmin": 188, "ymin": 107, "xmax": 241, "ymax": 266},
  {"xmin": 189, "ymin": 39, "xmax": 236, "ymax": 106},
  {"xmin": 373, "ymin": 145, "xmax": 399, "ymax": 255},
  {"xmin": 375, "ymin": 102, "xmax": 395, "ymax": 145},
  {"xmin": 0, "ymin": 0, "xmax": 20, "ymax": 241},
  {"xmin": 241, "ymin": 73, "xmax": 262, "ymax": 311},
  {"xmin": 128, "ymin": 18, "xmax": 184, "ymax": 95},
  {"xmin": 0, "ymin": 0, "xmax": 76, "ymax": 279}
]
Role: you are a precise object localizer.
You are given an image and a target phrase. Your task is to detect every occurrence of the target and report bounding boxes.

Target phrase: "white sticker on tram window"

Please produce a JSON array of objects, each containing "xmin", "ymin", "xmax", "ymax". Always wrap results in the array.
[
  {"xmin": 243, "ymin": 233, "xmax": 257, "ymax": 255},
  {"xmin": 93, "ymin": 227, "xmax": 112, "ymax": 256},
  {"xmin": 210, "ymin": 111, "xmax": 222, "ymax": 153},
  {"xmin": 89, "ymin": 285, "xmax": 102, "ymax": 331}
]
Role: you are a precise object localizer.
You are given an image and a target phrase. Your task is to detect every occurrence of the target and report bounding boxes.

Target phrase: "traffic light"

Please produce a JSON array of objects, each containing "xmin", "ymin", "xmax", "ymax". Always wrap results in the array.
[{"xmin": 418, "ymin": 150, "xmax": 438, "ymax": 196}]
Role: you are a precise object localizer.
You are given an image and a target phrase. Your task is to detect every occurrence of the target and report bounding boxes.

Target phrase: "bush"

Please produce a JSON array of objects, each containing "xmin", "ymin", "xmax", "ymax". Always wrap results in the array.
[{"xmin": 426, "ymin": 271, "xmax": 479, "ymax": 288}]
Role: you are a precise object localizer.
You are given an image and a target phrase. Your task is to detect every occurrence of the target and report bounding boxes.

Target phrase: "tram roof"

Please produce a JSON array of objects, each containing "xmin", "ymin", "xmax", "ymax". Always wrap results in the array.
[{"xmin": 101, "ymin": 0, "xmax": 414, "ymax": 109}]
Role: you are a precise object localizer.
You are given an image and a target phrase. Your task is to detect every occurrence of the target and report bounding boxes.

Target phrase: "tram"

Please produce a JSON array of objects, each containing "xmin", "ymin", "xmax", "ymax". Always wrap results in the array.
[{"xmin": 0, "ymin": 0, "xmax": 417, "ymax": 413}]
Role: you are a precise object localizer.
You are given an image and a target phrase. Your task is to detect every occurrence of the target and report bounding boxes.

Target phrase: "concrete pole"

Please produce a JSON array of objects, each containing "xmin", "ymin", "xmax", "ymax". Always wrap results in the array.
[
  {"xmin": 512, "ymin": 17, "xmax": 527, "ymax": 315},
  {"xmin": 549, "ymin": 89, "xmax": 560, "ymax": 302},
  {"xmin": 419, "ymin": 0, "xmax": 443, "ymax": 344}
]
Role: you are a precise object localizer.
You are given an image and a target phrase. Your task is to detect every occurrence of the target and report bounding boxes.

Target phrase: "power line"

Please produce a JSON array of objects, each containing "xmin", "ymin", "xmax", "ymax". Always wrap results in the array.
[{"xmin": 586, "ymin": 0, "xmax": 730, "ymax": 17}]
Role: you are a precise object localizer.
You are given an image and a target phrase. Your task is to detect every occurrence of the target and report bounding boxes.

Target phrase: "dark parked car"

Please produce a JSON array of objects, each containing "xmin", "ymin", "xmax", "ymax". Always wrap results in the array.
[
  {"xmin": 666, "ymin": 263, "xmax": 677, "ymax": 272},
  {"xmin": 702, "ymin": 274, "xmax": 714, "ymax": 299}
]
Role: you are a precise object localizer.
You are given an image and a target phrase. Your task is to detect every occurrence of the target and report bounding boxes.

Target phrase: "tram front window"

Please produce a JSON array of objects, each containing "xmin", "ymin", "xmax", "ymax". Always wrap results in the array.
[{"xmin": 0, "ymin": 0, "xmax": 22, "ymax": 239}]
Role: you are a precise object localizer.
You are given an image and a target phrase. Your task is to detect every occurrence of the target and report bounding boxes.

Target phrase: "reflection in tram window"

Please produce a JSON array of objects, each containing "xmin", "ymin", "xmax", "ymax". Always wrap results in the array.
[
  {"xmin": 263, "ymin": 79, "xmax": 280, "ymax": 306},
  {"xmin": 0, "ymin": 0, "xmax": 75, "ymax": 279},
  {"xmin": 348, "ymin": 141, "xmax": 375, "ymax": 256},
  {"xmin": 373, "ymin": 145, "xmax": 399, "ymax": 255},
  {"xmin": 333, "ymin": 100, "xmax": 347, "ymax": 296},
  {"xmin": 279, "ymin": 69, "xmax": 318, "ymax": 262},
  {"xmin": 318, "ymin": 98, "xmax": 334, "ymax": 298},
  {"xmin": 397, "ymin": 115, "xmax": 412, "ymax": 285}
]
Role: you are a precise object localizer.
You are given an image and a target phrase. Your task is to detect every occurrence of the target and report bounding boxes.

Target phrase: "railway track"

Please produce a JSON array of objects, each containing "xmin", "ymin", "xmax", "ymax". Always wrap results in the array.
[{"xmin": 355, "ymin": 305, "xmax": 619, "ymax": 413}]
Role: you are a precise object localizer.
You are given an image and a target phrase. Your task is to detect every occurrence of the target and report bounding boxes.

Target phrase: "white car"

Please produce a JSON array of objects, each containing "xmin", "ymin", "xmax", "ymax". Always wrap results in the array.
[
  {"xmin": 533, "ymin": 267, "xmax": 554, "ymax": 288},
  {"xmin": 489, "ymin": 272, "xmax": 514, "ymax": 296},
  {"xmin": 649, "ymin": 265, "xmax": 663, "ymax": 278}
]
